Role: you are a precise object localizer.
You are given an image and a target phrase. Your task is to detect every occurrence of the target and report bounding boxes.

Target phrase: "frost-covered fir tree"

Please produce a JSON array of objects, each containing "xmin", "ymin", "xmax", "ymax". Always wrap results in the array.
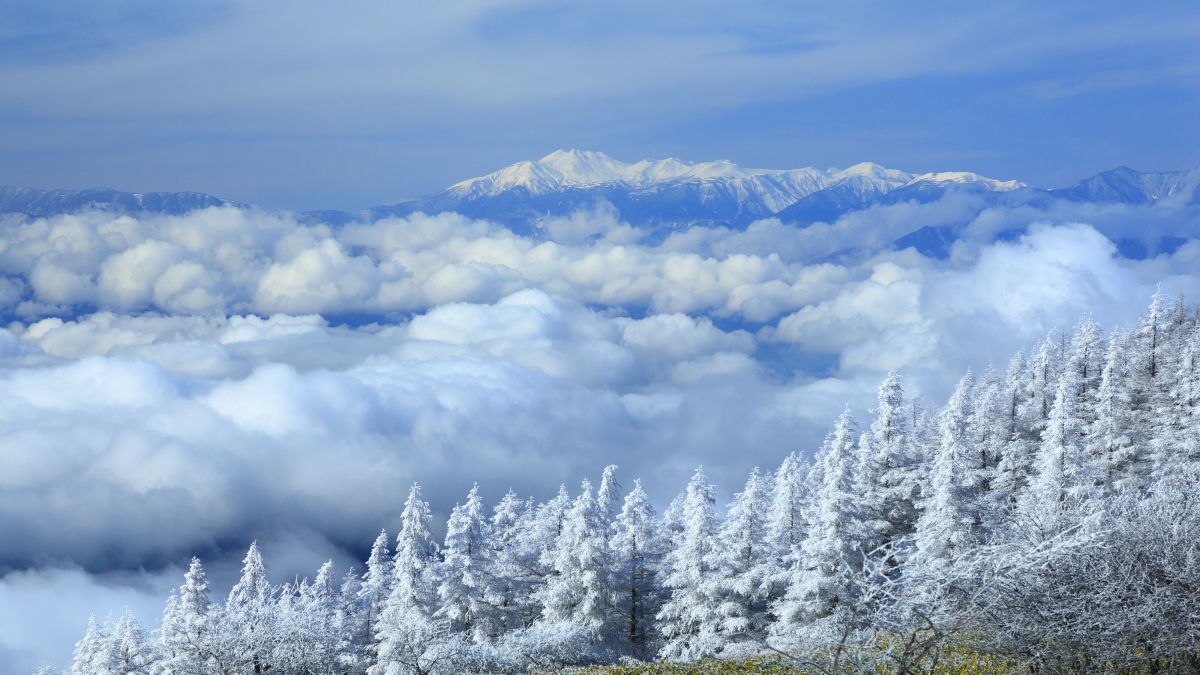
[
  {"xmin": 656, "ymin": 467, "xmax": 719, "ymax": 660},
  {"xmin": 859, "ymin": 371, "xmax": 920, "ymax": 556},
  {"xmin": 538, "ymin": 479, "xmax": 613, "ymax": 632},
  {"xmin": 1174, "ymin": 320, "xmax": 1200, "ymax": 468},
  {"xmin": 1152, "ymin": 305, "xmax": 1199, "ymax": 476},
  {"xmin": 759, "ymin": 453, "xmax": 809, "ymax": 603},
  {"xmin": 1088, "ymin": 328, "xmax": 1138, "ymax": 492},
  {"xmin": 1070, "ymin": 318, "xmax": 1103, "ymax": 405},
  {"xmin": 597, "ymin": 464, "xmax": 621, "ymax": 535},
  {"xmin": 1025, "ymin": 332, "xmax": 1062, "ymax": 434},
  {"xmin": 96, "ymin": 610, "xmax": 152, "ymax": 675},
  {"xmin": 70, "ymin": 615, "xmax": 107, "ymax": 675},
  {"xmin": 610, "ymin": 479, "xmax": 662, "ymax": 656},
  {"xmin": 372, "ymin": 483, "xmax": 458, "ymax": 675},
  {"xmin": 914, "ymin": 372, "xmax": 978, "ymax": 566},
  {"xmin": 219, "ymin": 541, "xmax": 276, "ymax": 674},
  {"xmin": 993, "ymin": 351, "xmax": 1034, "ymax": 507},
  {"xmin": 284, "ymin": 561, "xmax": 339, "ymax": 673},
  {"xmin": 486, "ymin": 488, "xmax": 534, "ymax": 633},
  {"xmin": 970, "ymin": 364, "xmax": 1009, "ymax": 517},
  {"xmin": 517, "ymin": 484, "xmax": 571, "ymax": 588},
  {"xmin": 709, "ymin": 467, "xmax": 772, "ymax": 656},
  {"xmin": 1023, "ymin": 352, "xmax": 1094, "ymax": 525},
  {"xmin": 154, "ymin": 557, "xmax": 211, "ymax": 674},
  {"xmin": 435, "ymin": 483, "xmax": 491, "ymax": 642},
  {"xmin": 334, "ymin": 566, "xmax": 368, "ymax": 674},
  {"xmin": 1130, "ymin": 290, "xmax": 1172, "ymax": 466},
  {"xmin": 773, "ymin": 409, "xmax": 863, "ymax": 638},
  {"xmin": 359, "ymin": 528, "xmax": 392, "ymax": 646}
]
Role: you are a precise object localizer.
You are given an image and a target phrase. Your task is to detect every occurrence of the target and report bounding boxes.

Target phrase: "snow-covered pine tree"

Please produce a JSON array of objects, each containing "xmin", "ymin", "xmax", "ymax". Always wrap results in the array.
[
  {"xmin": 1071, "ymin": 318, "xmax": 1103, "ymax": 403},
  {"xmin": 1174, "ymin": 319, "xmax": 1200, "ymax": 469},
  {"xmin": 486, "ymin": 488, "xmax": 533, "ymax": 634},
  {"xmin": 359, "ymin": 529, "xmax": 392, "ymax": 647},
  {"xmin": 296, "ymin": 561, "xmax": 340, "ymax": 672},
  {"xmin": 272, "ymin": 581, "xmax": 308, "ymax": 674},
  {"xmin": 773, "ymin": 409, "xmax": 863, "ymax": 637},
  {"xmin": 709, "ymin": 467, "xmax": 772, "ymax": 656},
  {"xmin": 435, "ymin": 483, "xmax": 491, "ymax": 642},
  {"xmin": 334, "ymin": 566, "xmax": 368, "ymax": 674},
  {"xmin": 220, "ymin": 541, "xmax": 276, "ymax": 674},
  {"xmin": 597, "ymin": 464, "xmax": 621, "ymax": 535},
  {"xmin": 993, "ymin": 351, "xmax": 1034, "ymax": 507},
  {"xmin": 154, "ymin": 557, "xmax": 211, "ymax": 674},
  {"xmin": 70, "ymin": 615, "xmax": 107, "ymax": 675},
  {"xmin": 520, "ymin": 485, "xmax": 570, "ymax": 575},
  {"xmin": 759, "ymin": 452, "xmax": 809, "ymax": 605},
  {"xmin": 610, "ymin": 479, "xmax": 662, "ymax": 656},
  {"xmin": 154, "ymin": 591, "xmax": 180, "ymax": 675},
  {"xmin": 859, "ymin": 371, "xmax": 920, "ymax": 558},
  {"xmin": 537, "ymin": 478, "xmax": 612, "ymax": 632},
  {"xmin": 1131, "ymin": 290, "xmax": 1170, "ymax": 468},
  {"xmin": 1089, "ymin": 328, "xmax": 1139, "ymax": 492},
  {"xmin": 372, "ymin": 483, "xmax": 455, "ymax": 675},
  {"xmin": 970, "ymin": 364, "xmax": 1009, "ymax": 520},
  {"xmin": 656, "ymin": 467, "xmax": 719, "ymax": 660},
  {"xmin": 914, "ymin": 372, "xmax": 978, "ymax": 567},
  {"xmin": 97, "ymin": 610, "xmax": 152, "ymax": 675},
  {"xmin": 1023, "ymin": 349, "xmax": 1095, "ymax": 527},
  {"xmin": 1024, "ymin": 333, "xmax": 1061, "ymax": 441},
  {"xmin": 1152, "ymin": 304, "xmax": 1200, "ymax": 477}
]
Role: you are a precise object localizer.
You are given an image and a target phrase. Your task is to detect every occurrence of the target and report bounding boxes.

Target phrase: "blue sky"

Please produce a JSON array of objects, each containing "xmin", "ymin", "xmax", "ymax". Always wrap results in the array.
[{"xmin": 0, "ymin": 1, "xmax": 1197, "ymax": 210}]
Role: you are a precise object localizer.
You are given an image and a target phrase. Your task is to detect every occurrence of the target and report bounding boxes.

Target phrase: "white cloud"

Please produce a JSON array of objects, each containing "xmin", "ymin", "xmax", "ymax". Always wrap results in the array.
[{"xmin": 0, "ymin": 197, "xmax": 1199, "ymax": 671}]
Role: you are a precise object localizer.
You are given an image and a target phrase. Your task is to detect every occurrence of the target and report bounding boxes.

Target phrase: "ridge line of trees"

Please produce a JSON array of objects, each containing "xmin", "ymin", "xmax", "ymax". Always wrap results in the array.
[{"xmin": 58, "ymin": 291, "xmax": 1200, "ymax": 674}]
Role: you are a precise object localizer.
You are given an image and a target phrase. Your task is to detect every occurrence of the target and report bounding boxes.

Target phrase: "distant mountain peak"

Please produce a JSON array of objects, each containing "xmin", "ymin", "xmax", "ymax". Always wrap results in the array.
[{"xmin": 904, "ymin": 171, "xmax": 1025, "ymax": 191}]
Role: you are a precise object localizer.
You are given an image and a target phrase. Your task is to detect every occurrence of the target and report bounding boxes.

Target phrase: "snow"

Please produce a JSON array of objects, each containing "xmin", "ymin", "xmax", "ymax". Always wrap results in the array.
[
  {"xmin": 904, "ymin": 171, "xmax": 1025, "ymax": 191},
  {"xmin": 442, "ymin": 150, "xmax": 1028, "ymax": 217}
]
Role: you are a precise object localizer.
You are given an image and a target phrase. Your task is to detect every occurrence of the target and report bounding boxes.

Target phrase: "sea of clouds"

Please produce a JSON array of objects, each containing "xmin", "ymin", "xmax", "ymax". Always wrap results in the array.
[{"xmin": 1, "ymin": 195, "xmax": 1198, "ymax": 670}]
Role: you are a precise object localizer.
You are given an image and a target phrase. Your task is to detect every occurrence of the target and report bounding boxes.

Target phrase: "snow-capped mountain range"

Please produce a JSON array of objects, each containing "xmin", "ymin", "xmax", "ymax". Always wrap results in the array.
[
  {"xmin": 348, "ymin": 150, "xmax": 1043, "ymax": 229},
  {"xmin": 446, "ymin": 149, "xmax": 1023, "ymax": 205},
  {"xmin": 0, "ymin": 185, "xmax": 240, "ymax": 218},
  {"xmin": 310, "ymin": 150, "xmax": 1198, "ymax": 233},
  {"xmin": 3, "ymin": 151, "xmax": 1197, "ymax": 237}
]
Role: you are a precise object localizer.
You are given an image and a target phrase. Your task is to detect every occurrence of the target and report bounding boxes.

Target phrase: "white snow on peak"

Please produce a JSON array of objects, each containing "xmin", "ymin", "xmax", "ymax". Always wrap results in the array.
[
  {"xmin": 832, "ymin": 162, "xmax": 913, "ymax": 183},
  {"xmin": 905, "ymin": 171, "xmax": 1025, "ymax": 191},
  {"xmin": 445, "ymin": 150, "xmax": 1021, "ymax": 207},
  {"xmin": 537, "ymin": 149, "xmax": 630, "ymax": 185}
]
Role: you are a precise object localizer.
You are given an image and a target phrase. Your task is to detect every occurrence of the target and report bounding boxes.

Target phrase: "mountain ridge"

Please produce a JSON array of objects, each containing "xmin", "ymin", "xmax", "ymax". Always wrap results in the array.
[{"xmin": 1, "ymin": 153, "xmax": 1196, "ymax": 233}]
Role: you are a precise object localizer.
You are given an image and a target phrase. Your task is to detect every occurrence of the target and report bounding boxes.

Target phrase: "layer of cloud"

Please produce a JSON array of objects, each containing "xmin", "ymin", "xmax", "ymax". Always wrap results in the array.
[{"xmin": 0, "ymin": 197, "xmax": 1199, "ymax": 670}]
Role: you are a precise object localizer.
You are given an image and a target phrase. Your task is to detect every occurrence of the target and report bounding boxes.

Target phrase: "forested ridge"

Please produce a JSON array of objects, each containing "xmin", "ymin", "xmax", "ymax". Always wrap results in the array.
[{"xmin": 58, "ymin": 291, "xmax": 1200, "ymax": 674}]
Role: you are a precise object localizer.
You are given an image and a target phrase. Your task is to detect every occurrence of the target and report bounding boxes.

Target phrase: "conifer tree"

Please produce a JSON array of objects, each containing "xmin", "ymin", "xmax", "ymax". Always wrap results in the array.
[
  {"xmin": 860, "ymin": 371, "xmax": 920, "ymax": 556},
  {"xmin": 359, "ymin": 529, "xmax": 392, "ymax": 645},
  {"xmin": 657, "ymin": 468, "xmax": 719, "ymax": 660},
  {"xmin": 372, "ymin": 483, "xmax": 449, "ymax": 675},
  {"xmin": 1024, "ymin": 352, "xmax": 1094, "ymax": 526},
  {"xmin": 710, "ymin": 467, "xmax": 772, "ymax": 655},
  {"xmin": 334, "ymin": 566, "xmax": 368, "ymax": 674},
  {"xmin": 611, "ymin": 479, "xmax": 662, "ymax": 656},
  {"xmin": 915, "ymin": 372, "xmax": 978, "ymax": 566},
  {"xmin": 1089, "ymin": 329, "xmax": 1139, "ymax": 491},
  {"xmin": 70, "ymin": 615, "xmax": 106, "ymax": 675},
  {"xmin": 435, "ymin": 483, "xmax": 491, "ymax": 642},
  {"xmin": 538, "ymin": 479, "xmax": 613, "ymax": 633},
  {"xmin": 760, "ymin": 452, "xmax": 809, "ymax": 602},
  {"xmin": 774, "ymin": 409, "xmax": 863, "ymax": 633},
  {"xmin": 222, "ymin": 541, "xmax": 276, "ymax": 674},
  {"xmin": 155, "ymin": 557, "xmax": 211, "ymax": 674},
  {"xmin": 486, "ymin": 488, "xmax": 533, "ymax": 633},
  {"xmin": 993, "ymin": 351, "xmax": 1034, "ymax": 506},
  {"xmin": 108, "ymin": 610, "xmax": 153, "ymax": 674}
]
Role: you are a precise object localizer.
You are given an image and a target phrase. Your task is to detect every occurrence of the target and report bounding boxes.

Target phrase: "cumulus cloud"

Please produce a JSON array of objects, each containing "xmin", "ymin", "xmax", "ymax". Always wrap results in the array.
[{"xmin": 1, "ymin": 196, "xmax": 1199, "ymax": 670}]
